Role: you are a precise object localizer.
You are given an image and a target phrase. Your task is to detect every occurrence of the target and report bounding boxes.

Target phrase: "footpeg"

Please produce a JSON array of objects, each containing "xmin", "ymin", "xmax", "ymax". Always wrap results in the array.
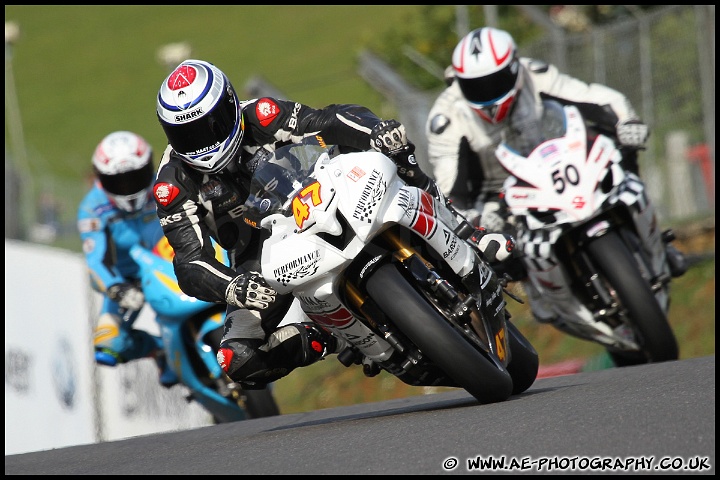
[
  {"xmin": 661, "ymin": 229, "xmax": 676, "ymax": 243},
  {"xmin": 337, "ymin": 346, "xmax": 362, "ymax": 367},
  {"xmin": 362, "ymin": 357, "xmax": 381, "ymax": 377},
  {"xmin": 665, "ymin": 244, "xmax": 688, "ymax": 278}
]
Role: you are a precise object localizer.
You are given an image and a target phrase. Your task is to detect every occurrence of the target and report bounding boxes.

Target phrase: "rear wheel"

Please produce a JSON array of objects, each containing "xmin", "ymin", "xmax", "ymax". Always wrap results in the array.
[
  {"xmin": 366, "ymin": 263, "xmax": 513, "ymax": 404},
  {"xmin": 587, "ymin": 231, "xmax": 678, "ymax": 365},
  {"xmin": 243, "ymin": 387, "xmax": 281, "ymax": 418}
]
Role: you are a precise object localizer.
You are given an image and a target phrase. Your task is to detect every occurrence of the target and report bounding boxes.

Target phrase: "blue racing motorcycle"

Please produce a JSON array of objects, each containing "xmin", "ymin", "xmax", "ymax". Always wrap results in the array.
[{"xmin": 100, "ymin": 238, "xmax": 280, "ymax": 422}]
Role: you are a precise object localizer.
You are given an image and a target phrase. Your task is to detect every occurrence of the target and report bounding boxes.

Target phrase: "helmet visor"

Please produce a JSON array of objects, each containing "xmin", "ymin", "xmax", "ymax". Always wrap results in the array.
[
  {"xmin": 458, "ymin": 57, "xmax": 519, "ymax": 106},
  {"xmin": 107, "ymin": 189, "xmax": 151, "ymax": 213},
  {"xmin": 160, "ymin": 87, "xmax": 241, "ymax": 157},
  {"xmin": 97, "ymin": 161, "xmax": 154, "ymax": 196}
]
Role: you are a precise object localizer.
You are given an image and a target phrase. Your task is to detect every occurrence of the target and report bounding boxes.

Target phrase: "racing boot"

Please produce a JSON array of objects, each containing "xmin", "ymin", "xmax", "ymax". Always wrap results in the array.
[
  {"xmin": 662, "ymin": 230, "xmax": 688, "ymax": 278},
  {"xmin": 218, "ymin": 323, "xmax": 348, "ymax": 389},
  {"xmin": 153, "ymin": 349, "xmax": 179, "ymax": 388},
  {"xmin": 301, "ymin": 323, "xmax": 348, "ymax": 360},
  {"xmin": 522, "ymin": 280, "xmax": 558, "ymax": 324}
]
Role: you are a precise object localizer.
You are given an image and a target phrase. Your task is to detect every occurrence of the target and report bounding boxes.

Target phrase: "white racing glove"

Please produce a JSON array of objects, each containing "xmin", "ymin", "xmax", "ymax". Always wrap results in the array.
[
  {"xmin": 107, "ymin": 282, "xmax": 145, "ymax": 311},
  {"xmin": 225, "ymin": 271, "xmax": 277, "ymax": 310},
  {"xmin": 616, "ymin": 118, "xmax": 649, "ymax": 148},
  {"xmin": 469, "ymin": 227, "xmax": 516, "ymax": 264}
]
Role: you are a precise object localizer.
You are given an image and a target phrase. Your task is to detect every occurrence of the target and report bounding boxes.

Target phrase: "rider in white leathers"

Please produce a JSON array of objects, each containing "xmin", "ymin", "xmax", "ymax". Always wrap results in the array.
[
  {"xmin": 426, "ymin": 27, "xmax": 686, "ymax": 322},
  {"xmin": 427, "ymin": 27, "xmax": 646, "ymax": 230}
]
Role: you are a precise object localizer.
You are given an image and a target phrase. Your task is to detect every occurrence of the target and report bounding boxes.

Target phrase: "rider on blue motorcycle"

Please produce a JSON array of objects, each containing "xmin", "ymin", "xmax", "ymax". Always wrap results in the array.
[
  {"xmin": 77, "ymin": 130, "xmax": 178, "ymax": 387},
  {"xmin": 152, "ymin": 59, "xmax": 515, "ymax": 388}
]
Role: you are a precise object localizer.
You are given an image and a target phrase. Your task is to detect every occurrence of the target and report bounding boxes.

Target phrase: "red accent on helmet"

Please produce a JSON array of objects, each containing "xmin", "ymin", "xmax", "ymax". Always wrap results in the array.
[
  {"xmin": 454, "ymin": 35, "xmax": 469, "ymax": 75},
  {"xmin": 153, "ymin": 182, "xmax": 180, "ymax": 207},
  {"xmin": 488, "ymin": 29, "xmax": 511, "ymax": 66},
  {"xmin": 256, "ymin": 98, "xmax": 280, "ymax": 127},
  {"xmin": 167, "ymin": 65, "xmax": 197, "ymax": 90},
  {"xmin": 471, "ymin": 89, "xmax": 517, "ymax": 124}
]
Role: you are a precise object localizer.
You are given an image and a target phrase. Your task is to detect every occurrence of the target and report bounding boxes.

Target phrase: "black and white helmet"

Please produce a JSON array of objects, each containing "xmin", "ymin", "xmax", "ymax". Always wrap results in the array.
[
  {"xmin": 156, "ymin": 59, "xmax": 244, "ymax": 174},
  {"xmin": 92, "ymin": 131, "xmax": 154, "ymax": 212}
]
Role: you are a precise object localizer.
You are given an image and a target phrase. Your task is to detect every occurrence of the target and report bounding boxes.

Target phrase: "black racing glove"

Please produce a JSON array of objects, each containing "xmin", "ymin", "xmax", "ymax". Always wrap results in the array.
[
  {"xmin": 370, "ymin": 119, "xmax": 409, "ymax": 156},
  {"xmin": 225, "ymin": 271, "xmax": 277, "ymax": 310},
  {"xmin": 370, "ymin": 119, "xmax": 432, "ymax": 190},
  {"xmin": 107, "ymin": 282, "xmax": 145, "ymax": 311},
  {"xmin": 390, "ymin": 143, "xmax": 431, "ymax": 188}
]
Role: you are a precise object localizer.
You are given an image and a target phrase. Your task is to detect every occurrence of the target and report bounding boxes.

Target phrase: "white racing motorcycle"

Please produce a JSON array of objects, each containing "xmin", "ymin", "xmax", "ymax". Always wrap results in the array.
[
  {"xmin": 496, "ymin": 99, "xmax": 680, "ymax": 366},
  {"xmin": 242, "ymin": 136, "xmax": 539, "ymax": 404}
]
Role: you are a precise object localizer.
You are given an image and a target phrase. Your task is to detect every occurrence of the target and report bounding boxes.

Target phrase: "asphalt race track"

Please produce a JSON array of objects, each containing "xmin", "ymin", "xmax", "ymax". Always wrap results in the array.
[{"xmin": 5, "ymin": 355, "xmax": 715, "ymax": 475}]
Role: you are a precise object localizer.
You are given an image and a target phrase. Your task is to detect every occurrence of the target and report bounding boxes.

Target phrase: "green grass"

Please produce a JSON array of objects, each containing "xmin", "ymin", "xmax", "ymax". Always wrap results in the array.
[
  {"xmin": 5, "ymin": 6, "xmax": 417, "ymax": 182},
  {"xmin": 5, "ymin": 5, "xmax": 420, "ymax": 241}
]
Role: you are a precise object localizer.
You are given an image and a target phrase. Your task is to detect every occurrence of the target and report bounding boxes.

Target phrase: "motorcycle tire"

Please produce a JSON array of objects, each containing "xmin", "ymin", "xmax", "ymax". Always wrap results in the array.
[
  {"xmin": 365, "ymin": 263, "xmax": 514, "ymax": 405},
  {"xmin": 243, "ymin": 387, "xmax": 281, "ymax": 419},
  {"xmin": 586, "ymin": 230, "xmax": 679, "ymax": 364},
  {"xmin": 505, "ymin": 320, "xmax": 539, "ymax": 395}
]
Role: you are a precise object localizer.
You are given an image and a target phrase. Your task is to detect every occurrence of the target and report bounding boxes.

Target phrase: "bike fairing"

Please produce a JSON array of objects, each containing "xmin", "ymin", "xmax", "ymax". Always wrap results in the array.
[
  {"xmin": 496, "ymin": 101, "xmax": 679, "ymax": 362},
  {"xmin": 128, "ymin": 238, "xmax": 278, "ymax": 422},
  {"xmin": 238, "ymin": 136, "xmax": 538, "ymax": 402}
]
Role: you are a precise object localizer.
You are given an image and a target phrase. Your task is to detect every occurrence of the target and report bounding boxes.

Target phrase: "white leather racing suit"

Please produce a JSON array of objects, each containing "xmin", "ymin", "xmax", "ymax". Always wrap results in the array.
[
  {"xmin": 426, "ymin": 58, "xmax": 642, "ymax": 322},
  {"xmin": 426, "ymin": 57, "xmax": 641, "ymax": 231}
]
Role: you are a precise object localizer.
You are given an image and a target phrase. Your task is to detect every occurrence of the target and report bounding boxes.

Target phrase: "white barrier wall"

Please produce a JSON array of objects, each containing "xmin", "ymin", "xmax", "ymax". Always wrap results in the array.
[
  {"xmin": 4, "ymin": 240, "xmax": 211, "ymax": 456},
  {"xmin": 5, "ymin": 239, "xmax": 309, "ymax": 455},
  {"xmin": 92, "ymin": 302, "xmax": 213, "ymax": 443},
  {"xmin": 5, "ymin": 240, "xmax": 98, "ymax": 455}
]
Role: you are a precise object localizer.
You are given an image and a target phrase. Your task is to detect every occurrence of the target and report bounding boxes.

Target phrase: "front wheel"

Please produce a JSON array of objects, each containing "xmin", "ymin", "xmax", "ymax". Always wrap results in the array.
[
  {"xmin": 365, "ymin": 263, "xmax": 513, "ymax": 404},
  {"xmin": 505, "ymin": 320, "xmax": 539, "ymax": 395},
  {"xmin": 587, "ymin": 231, "xmax": 678, "ymax": 364}
]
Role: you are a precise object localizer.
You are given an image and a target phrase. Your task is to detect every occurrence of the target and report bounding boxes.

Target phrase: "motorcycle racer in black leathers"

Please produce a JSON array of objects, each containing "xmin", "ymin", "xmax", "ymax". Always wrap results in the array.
[{"xmin": 153, "ymin": 59, "xmax": 434, "ymax": 388}]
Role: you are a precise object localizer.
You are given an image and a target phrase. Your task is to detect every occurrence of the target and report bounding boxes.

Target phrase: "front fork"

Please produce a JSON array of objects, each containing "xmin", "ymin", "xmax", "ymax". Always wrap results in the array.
[
  {"xmin": 567, "ymin": 222, "xmax": 671, "ymax": 327},
  {"xmin": 343, "ymin": 227, "xmax": 504, "ymax": 364}
]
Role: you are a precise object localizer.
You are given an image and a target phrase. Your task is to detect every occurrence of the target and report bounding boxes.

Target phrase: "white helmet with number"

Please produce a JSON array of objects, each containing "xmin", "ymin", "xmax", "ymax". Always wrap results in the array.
[
  {"xmin": 92, "ymin": 131, "xmax": 154, "ymax": 212},
  {"xmin": 452, "ymin": 27, "xmax": 523, "ymax": 124},
  {"xmin": 156, "ymin": 59, "xmax": 244, "ymax": 174}
]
